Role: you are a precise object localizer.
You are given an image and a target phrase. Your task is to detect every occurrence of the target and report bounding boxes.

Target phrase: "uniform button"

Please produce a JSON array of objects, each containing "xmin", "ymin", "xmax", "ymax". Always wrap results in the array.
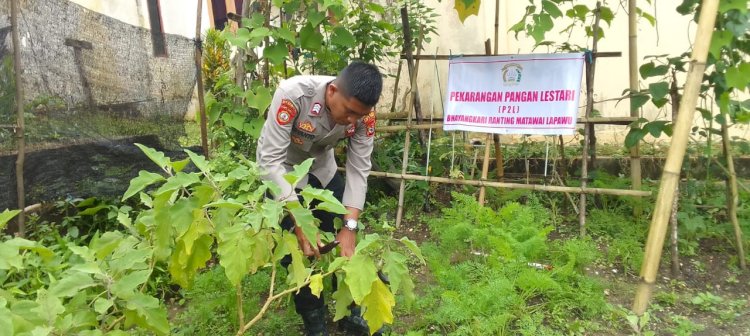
[{"xmin": 307, "ymin": 88, "xmax": 315, "ymax": 95}]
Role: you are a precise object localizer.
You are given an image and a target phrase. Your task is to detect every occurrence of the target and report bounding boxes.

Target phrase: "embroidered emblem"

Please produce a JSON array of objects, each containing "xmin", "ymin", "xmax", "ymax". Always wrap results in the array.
[
  {"xmin": 297, "ymin": 120, "xmax": 316, "ymax": 133},
  {"xmin": 310, "ymin": 102, "xmax": 322, "ymax": 116},
  {"xmin": 291, "ymin": 135, "xmax": 304, "ymax": 145},
  {"xmin": 345, "ymin": 124, "xmax": 356, "ymax": 137},
  {"xmin": 276, "ymin": 99, "xmax": 296, "ymax": 126},
  {"xmin": 363, "ymin": 111, "xmax": 376, "ymax": 137}
]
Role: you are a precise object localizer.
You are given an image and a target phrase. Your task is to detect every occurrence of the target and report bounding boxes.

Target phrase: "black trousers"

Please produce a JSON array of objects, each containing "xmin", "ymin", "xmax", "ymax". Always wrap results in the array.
[{"xmin": 280, "ymin": 173, "xmax": 345, "ymax": 314}]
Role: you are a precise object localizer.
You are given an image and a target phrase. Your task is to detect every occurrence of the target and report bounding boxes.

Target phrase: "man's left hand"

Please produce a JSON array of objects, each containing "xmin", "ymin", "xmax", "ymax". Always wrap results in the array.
[{"xmin": 336, "ymin": 229, "xmax": 356, "ymax": 257}]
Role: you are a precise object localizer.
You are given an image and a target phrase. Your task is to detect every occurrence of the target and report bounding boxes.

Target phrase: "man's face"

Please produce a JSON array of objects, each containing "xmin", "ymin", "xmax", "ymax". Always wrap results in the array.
[{"xmin": 326, "ymin": 83, "xmax": 372, "ymax": 126}]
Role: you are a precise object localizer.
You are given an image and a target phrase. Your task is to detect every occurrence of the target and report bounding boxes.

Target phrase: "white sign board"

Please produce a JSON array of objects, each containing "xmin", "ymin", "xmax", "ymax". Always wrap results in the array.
[{"xmin": 443, "ymin": 53, "xmax": 585, "ymax": 135}]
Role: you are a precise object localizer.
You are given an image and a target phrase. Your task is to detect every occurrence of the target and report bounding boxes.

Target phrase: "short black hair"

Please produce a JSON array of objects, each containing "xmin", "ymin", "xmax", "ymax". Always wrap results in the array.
[{"xmin": 336, "ymin": 62, "xmax": 383, "ymax": 107}]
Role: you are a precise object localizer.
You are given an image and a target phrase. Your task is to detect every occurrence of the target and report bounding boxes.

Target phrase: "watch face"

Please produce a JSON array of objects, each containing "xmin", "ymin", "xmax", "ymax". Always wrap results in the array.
[{"xmin": 346, "ymin": 220, "xmax": 357, "ymax": 230}]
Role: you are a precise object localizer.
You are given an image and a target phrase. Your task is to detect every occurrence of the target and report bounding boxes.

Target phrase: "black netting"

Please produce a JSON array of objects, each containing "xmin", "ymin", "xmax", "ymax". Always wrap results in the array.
[{"xmin": 0, "ymin": 0, "xmax": 200, "ymax": 209}]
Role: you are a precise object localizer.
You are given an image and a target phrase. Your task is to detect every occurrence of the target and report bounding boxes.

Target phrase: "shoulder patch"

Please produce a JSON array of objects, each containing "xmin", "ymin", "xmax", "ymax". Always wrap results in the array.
[
  {"xmin": 345, "ymin": 124, "xmax": 356, "ymax": 137},
  {"xmin": 310, "ymin": 102, "xmax": 322, "ymax": 116},
  {"xmin": 276, "ymin": 99, "xmax": 297, "ymax": 126},
  {"xmin": 363, "ymin": 111, "xmax": 376, "ymax": 137},
  {"xmin": 298, "ymin": 120, "xmax": 316, "ymax": 133}
]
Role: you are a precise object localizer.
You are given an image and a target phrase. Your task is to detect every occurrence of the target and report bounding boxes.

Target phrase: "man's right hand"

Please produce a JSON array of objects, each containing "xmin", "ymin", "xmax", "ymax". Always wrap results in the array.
[{"xmin": 294, "ymin": 226, "xmax": 322, "ymax": 258}]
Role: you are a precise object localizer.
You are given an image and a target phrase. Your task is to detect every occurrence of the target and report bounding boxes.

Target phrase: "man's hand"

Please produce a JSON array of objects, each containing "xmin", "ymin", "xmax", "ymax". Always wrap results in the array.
[
  {"xmin": 336, "ymin": 229, "xmax": 356, "ymax": 258},
  {"xmin": 294, "ymin": 226, "xmax": 322, "ymax": 258}
]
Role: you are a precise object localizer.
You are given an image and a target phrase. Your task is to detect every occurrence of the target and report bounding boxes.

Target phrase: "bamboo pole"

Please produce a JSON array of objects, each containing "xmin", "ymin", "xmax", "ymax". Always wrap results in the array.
[
  {"xmin": 400, "ymin": 6, "xmax": 426, "ymax": 146},
  {"xmin": 629, "ymin": 0, "xmax": 643, "ymax": 216},
  {"xmin": 389, "ymin": 60, "xmax": 403, "ymax": 113},
  {"xmin": 632, "ymin": 0, "xmax": 720, "ymax": 315},
  {"xmin": 493, "ymin": 0, "xmax": 503, "ymax": 182},
  {"xmin": 721, "ymin": 118, "xmax": 746, "ymax": 270},
  {"xmin": 478, "ymin": 40, "xmax": 493, "ymax": 205},
  {"xmin": 194, "ymin": 0, "xmax": 209, "ymax": 158},
  {"xmin": 11, "ymin": 0, "xmax": 25, "ymax": 237},
  {"xmin": 394, "ymin": 7, "xmax": 419, "ymax": 227},
  {"xmin": 669, "ymin": 73, "xmax": 681, "ymax": 277},
  {"xmin": 579, "ymin": 2, "xmax": 602, "ymax": 238},
  {"xmin": 356, "ymin": 170, "xmax": 652, "ymax": 197}
]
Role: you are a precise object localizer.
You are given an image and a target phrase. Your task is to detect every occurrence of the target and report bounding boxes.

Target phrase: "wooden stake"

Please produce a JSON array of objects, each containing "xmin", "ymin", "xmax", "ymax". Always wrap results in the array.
[
  {"xmin": 195, "ymin": 0, "xmax": 209, "ymax": 158},
  {"xmin": 669, "ymin": 72, "xmax": 681, "ymax": 277},
  {"xmin": 722, "ymin": 117, "xmax": 747, "ymax": 270},
  {"xmin": 400, "ymin": 6, "xmax": 426, "ymax": 146},
  {"xmin": 478, "ymin": 40, "xmax": 493, "ymax": 206},
  {"xmin": 579, "ymin": 2, "xmax": 602, "ymax": 238},
  {"xmin": 394, "ymin": 7, "xmax": 420, "ymax": 227},
  {"xmin": 633, "ymin": 0, "xmax": 720, "ymax": 315},
  {"xmin": 11, "ymin": 0, "xmax": 25, "ymax": 237},
  {"xmin": 389, "ymin": 60, "xmax": 403, "ymax": 113},
  {"xmin": 629, "ymin": 0, "xmax": 643, "ymax": 217},
  {"xmin": 358, "ymin": 170, "xmax": 652, "ymax": 197}
]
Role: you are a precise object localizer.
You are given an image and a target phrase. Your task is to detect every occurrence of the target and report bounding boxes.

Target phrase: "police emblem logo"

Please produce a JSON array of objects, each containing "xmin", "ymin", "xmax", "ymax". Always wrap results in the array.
[
  {"xmin": 291, "ymin": 135, "xmax": 304, "ymax": 145},
  {"xmin": 345, "ymin": 125, "xmax": 356, "ymax": 137},
  {"xmin": 363, "ymin": 111, "xmax": 376, "ymax": 137},
  {"xmin": 310, "ymin": 102, "xmax": 322, "ymax": 116},
  {"xmin": 276, "ymin": 99, "xmax": 297, "ymax": 126},
  {"xmin": 297, "ymin": 120, "xmax": 316, "ymax": 133}
]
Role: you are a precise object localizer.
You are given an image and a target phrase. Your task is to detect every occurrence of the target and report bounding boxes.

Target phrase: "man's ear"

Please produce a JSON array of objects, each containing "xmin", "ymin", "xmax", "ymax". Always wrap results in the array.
[{"xmin": 327, "ymin": 83, "xmax": 339, "ymax": 95}]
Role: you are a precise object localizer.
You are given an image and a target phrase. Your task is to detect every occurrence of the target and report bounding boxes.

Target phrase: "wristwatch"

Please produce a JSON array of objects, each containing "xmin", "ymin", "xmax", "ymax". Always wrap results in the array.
[{"xmin": 344, "ymin": 219, "xmax": 358, "ymax": 231}]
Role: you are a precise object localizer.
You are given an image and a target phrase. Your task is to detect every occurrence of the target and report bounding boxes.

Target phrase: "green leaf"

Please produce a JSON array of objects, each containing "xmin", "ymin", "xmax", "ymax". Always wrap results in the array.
[
  {"xmin": 599, "ymin": 6, "xmax": 614, "ymax": 26},
  {"xmin": 637, "ymin": 8, "xmax": 656, "ymax": 26},
  {"xmin": 625, "ymin": 128, "xmax": 648, "ymax": 148},
  {"xmin": 169, "ymin": 217, "xmax": 213, "ymax": 288},
  {"xmin": 225, "ymin": 27, "xmax": 251, "ymax": 47},
  {"xmin": 249, "ymin": 27, "xmax": 272, "ymax": 39},
  {"xmin": 566, "ymin": 4, "xmax": 589, "ymax": 21},
  {"xmin": 342, "ymin": 254, "xmax": 378, "ymax": 304},
  {"xmin": 361, "ymin": 279, "xmax": 395, "ymax": 335},
  {"xmin": 185, "ymin": 149, "xmax": 209, "ymax": 175},
  {"xmin": 154, "ymin": 172, "xmax": 201, "ymax": 196},
  {"xmin": 300, "ymin": 186, "xmax": 347, "ymax": 214},
  {"xmin": 639, "ymin": 62, "xmax": 668, "ymax": 79},
  {"xmin": 307, "ymin": 9, "xmax": 326, "ymax": 27},
  {"xmin": 217, "ymin": 225, "xmax": 253, "ymax": 286},
  {"xmin": 263, "ymin": 42, "xmax": 288, "ymax": 65},
  {"xmin": 248, "ymin": 86, "xmax": 273, "ymax": 112},
  {"xmin": 91, "ymin": 231, "xmax": 125, "ymax": 259},
  {"xmin": 283, "ymin": 232, "xmax": 309, "ymax": 287},
  {"xmin": 709, "ymin": 30, "xmax": 732, "ymax": 58},
  {"xmin": 644, "ymin": 121, "xmax": 670, "ymax": 137},
  {"xmin": 648, "ymin": 82, "xmax": 669, "ymax": 100},
  {"xmin": 284, "ymin": 158, "xmax": 314, "ymax": 187},
  {"xmin": 719, "ymin": 0, "xmax": 748, "ymax": 14},
  {"xmin": 382, "ymin": 251, "xmax": 409, "ymax": 295},
  {"xmin": 630, "ymin": 93, "xmax": 650, "ymax": 112},
  {"xmin": 170, "ymin": 158, "xmax": 190, "ymax": 173},
  {"xmin": 222, "ymin": 112, "xmax": 245, "ymax": 132},
  {"xmin": 331, "ymin": 27, "xmax": 356, "ymax": 47},
  {"xmin": 94, "ymin": 298, "xmax": 113, "ymax": 315},
  {"xmin": 399, "ymin": 237, "xmax": 425, "ymax": 264},
  {"xmin": 111, "ymin": 270, "xmax": 152, "ymax": 300},
  {"xmin": 48, "ymin": 272, "xmax": 96, "ymax": 298},
  {"xmin": 332, "ymin": 280, "xmax": 354, "ymax": 321},
  {"xmin": 309, "ymin": 274, "xmax": 324, "ymax": 298},
  {"xmin": 135, "ymin": 143, "xmax": 171, "ymax": 171},
  {"xmin": 542, "ymin": 0, "xmax": 562, "ymax": 18},
  {"xmin": 109, "ymin": 247, "xmax": 152, "ymax": 274},
  {"xmin": 244, "ymin": 118, "xmax": 265, "ymax": 139},
  {"xmin": 123, "ymin": 171, "xmax": 165, "ymax": 201},
  {"xmin": 123, "ymin": 293, "xmax": 169, "ymax": 336},
  {"xmin": 32, "ymin": 289, "xmax": 65, "ymax": 325},
  {"xmin": 725, "ymin": 63, "xmax": 750, "ymax": 91},
  {"xmin": 275, "ymin": 27, "xmax": 296, "ymax": 42},
  {"xmin": 261, "ymin": 200, "xmax": 284, "ymax": 230},
  {"xmin": 0, "ymin": 299, "xmax": 13, "ymax": 332},
  {"xmin": 287, "ymin": 205, "xmax": 318, "ymax": 249},
  {"xmin": 0, "ymin": 209, "xmax": 21, "ymax": 229},
  {"xmin": 300, "ymin": 23, "xmax": 323, "ymax": 51}
]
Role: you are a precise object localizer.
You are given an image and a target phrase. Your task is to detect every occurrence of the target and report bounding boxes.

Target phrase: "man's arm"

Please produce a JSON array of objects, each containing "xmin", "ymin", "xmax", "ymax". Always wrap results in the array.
[
  {"xmin": 257, "ymin": 91, "xmax": 298, "ymax": 202},
  {"xmin": 336, "ymin": 114, "xmax": 375, "ymax": 257}
]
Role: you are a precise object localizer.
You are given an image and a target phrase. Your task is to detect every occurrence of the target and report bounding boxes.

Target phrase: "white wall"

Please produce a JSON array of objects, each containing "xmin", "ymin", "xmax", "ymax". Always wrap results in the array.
[
  {"xmin": 70, "ymin": 0, "xmax": 211, "ymax": 38},
  {"xmin": 392, "ymin": 0, "xmax": 748, "ymax": 143}
]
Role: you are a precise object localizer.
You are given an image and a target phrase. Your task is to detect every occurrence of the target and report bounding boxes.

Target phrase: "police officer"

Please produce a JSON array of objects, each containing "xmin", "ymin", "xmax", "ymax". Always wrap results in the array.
[{"xmin": 256, "ymin": 62, "xmax": 382, "ymax": 336}]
